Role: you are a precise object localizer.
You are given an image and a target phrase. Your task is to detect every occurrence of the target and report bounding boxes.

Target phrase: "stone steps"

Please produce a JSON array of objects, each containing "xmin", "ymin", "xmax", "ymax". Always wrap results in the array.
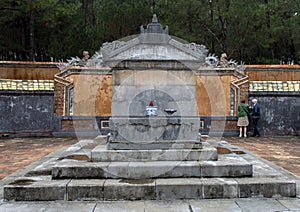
[
  {"xmin": 52, "ymin": 154, "xmax": 252, "ymax": 179},
  {"xmin": 91, "ymin": 145, "xmax": 218, "ymax": 162},
  {"xmin": 4, "ymin": 177, "xmax": 296, "ymax": 201},
  {"xmin": 3, "ymin": 139, "xmax": 297, "ymax": 202}
]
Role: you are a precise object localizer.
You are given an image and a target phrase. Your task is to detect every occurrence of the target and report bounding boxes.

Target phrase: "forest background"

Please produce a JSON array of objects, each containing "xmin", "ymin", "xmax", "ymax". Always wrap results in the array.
[{"xmin": 0, "ymin": 0, "xmax": 300, "ymax": 64}]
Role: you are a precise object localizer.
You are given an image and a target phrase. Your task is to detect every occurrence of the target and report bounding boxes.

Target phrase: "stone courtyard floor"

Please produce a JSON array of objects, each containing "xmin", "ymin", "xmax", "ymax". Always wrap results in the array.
[
  {"xmin": 0, "ymin": 137, "xmax": 78, "ymax": 180},
  {"xmin": 224, "ymin": 136, "xmax": 300, "ymax": 178}
]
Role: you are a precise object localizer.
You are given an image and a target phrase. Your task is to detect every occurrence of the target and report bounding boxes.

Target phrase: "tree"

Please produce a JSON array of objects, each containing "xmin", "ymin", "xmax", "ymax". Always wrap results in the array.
[
  {"xmin": 0, "ymin": 0, "xmax": 300, "ymax": 64},
  {"xmin": 0, "ymin": 0, "xmax": 81, "ymax": 61}
]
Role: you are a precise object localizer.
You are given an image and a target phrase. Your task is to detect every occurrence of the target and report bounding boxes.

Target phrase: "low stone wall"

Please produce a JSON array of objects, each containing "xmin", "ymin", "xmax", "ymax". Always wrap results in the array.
[
  {"xmin": 249, "ymin": 92, "xmax": 300, "ymax": 136},
  {"xmin": 0, "ymin": 91, "xmax": 54, "ymax": 136},
  {"xmin": 0, "ymin": 90, "xmax": 298, "ymax": 137}
]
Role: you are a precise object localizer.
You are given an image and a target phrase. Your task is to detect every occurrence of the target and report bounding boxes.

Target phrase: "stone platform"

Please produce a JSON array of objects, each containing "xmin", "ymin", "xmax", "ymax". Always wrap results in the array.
[
  {"xmin": 2, "ymin": 137, "xmax": 297, "ymax": 201},
  {"xmin": 109, "ymin": 117, "xmax": 200, "ymax": 142}
]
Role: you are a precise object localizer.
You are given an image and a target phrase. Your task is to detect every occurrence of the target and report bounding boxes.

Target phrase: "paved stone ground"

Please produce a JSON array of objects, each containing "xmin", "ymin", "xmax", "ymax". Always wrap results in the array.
[
  {"xmin": 0, "ymin": 137, "xmax": 78, "ymax": 180},
  {"xmin": 224, "ymin": 136, "xmax": 300, "ymax": 178}
]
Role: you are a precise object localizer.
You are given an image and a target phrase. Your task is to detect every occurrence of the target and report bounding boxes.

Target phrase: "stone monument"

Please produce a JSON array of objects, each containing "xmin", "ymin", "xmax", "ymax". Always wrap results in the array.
[
  {"xmin": 106, "ymin": 14, "xmax": 204, "ymax": 150},
  {"xmin": 3, "ymin": 15, "xmax": 296, "ymax": 202}
]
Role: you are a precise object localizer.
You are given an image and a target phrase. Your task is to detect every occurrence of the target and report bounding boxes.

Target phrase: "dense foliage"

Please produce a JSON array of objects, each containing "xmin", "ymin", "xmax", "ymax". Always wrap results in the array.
[{"xmin": 0, "ymin": 0, "xmax": 299, "ymax": 64}]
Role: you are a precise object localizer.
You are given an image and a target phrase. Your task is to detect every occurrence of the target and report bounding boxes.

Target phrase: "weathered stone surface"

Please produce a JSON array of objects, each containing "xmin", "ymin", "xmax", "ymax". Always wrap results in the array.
[
  {"xmin": 278, "ymin": 199, "xmax": 300, "ymax": 211},
  {"xmin": 103, "ymin": 179, "xmax": 156, "ymax": 200},
  {"xmin": 109, "ymin": 117, "xmax": 200, "ymax": 142},
  {"xmin": 92, "ymin": 146, "xmax": 217, "ymax": 162},
  {"xmin": 144, "ymin": 200, "xmax": 191, "ymax": 211},
  {"xmin": 236, "ymin": 178, "xmax": 296, "ymax": 198},
  {"xmin": 166, "ymin": 161, "xmax": 201, "ymax": 178},
  {"xmin": 4, "ymin": 180, "xmax": 70, "ymax": 201},
  {"xmin": 200, "ymin": 154, "xmax": 252, "ymax": 177},
  {"xmin": 107, "ymin": 162, "xmax": 130, "ymax": 179},
  {"xmin": 156, "ymin": 178, "xmax": 203, "ymax": 200},
  {"xmin": 127, "ymin": 161, "xmax": 185, "ymax": 179},
  {"xmin": 94, "ymin": 201, "xmax": 145, "ymax": 212},
  {"xmin": 67, "ymin": 179, "xmax": 105, "ymax": 201},
  {"xmin": 0, "ymin": 202, "xmax": 97, "ymax": 212},
  {"xmin": 236, "ymin": 198, "xmax": 288, "ymax": 212},
  {"xmin": 107, "ymin": 140, "xmax": 203, "ymax": 150},
  {"xmin": 190, "ymin": 199, "xmax": 242, "ymax": 212},
  {"xmin": 201, "ymin": 178, "xmax": 238, "ymax": 198},
  {"xmin": 52, "ymin": 158, "xmax": 253, "ymax": 179},
  {"xmin": 52, "ymin": 160, "xmax": 109, "ymax": 179}
]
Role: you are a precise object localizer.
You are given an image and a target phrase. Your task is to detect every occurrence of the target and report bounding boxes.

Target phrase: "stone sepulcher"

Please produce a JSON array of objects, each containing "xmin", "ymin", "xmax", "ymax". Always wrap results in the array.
[{"xmin": 4, "ymin": 15, "xmax": 295, "ymax": 201}]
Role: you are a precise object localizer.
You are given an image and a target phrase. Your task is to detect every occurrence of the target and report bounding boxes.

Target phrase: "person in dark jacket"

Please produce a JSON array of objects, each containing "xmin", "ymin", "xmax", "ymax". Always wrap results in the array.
[
  {"xmin": 250, "ymin": 99, "xmax": 261, "ymax": 137},
  {"xmin": 237, "ymin": 100, "xmax": 250, "ymax": 137}
]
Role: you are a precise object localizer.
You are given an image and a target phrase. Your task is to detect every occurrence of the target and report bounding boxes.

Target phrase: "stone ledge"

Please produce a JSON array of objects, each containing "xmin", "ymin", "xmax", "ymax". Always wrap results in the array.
[
  {"xmin": 92, "ymin": 145, "xmax": 215, "ymax": 162},
  {"xmin": 52, "ymin": 157, "xmax": 251, "ymax": 179},
  {"xmin": 4, "ymin": 178, "xmax": 296, "ymax": 201},
  {"xmin": 106, "ymin": 140, "xmax": 202, "ymax": 150},
  {"xmin": 4, "ymin": 180, "xmax": 70, "ymax": 201}
]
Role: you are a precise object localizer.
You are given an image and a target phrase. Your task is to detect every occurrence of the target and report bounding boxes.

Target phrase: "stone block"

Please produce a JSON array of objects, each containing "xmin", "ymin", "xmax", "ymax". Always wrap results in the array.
[
  {"xmin": 4, "ymin": 180, "xmax": 70, "ymax": 201},
  {"xmin": 134, "ymin": 70, "xmax": 169, "ymax": 86},
  {"xmin": 278, "ymin": 199, "xmax": 300, "ymax": 211},
  {"xmin": 52, "ymin": 160, "xmax": 109, "ymax": 179},
  {"xmin": 166, "ymin": 161, "xmax": 201, "ymax": 178},
  {"xmin": 107, "ymin": 140, "xmax": 202, "ymax": 150},
  {"xmin": 107, "ymin": 162, "xmax": 129, "ymax": 179},
  {"xmin": 109, "ymin": 117, "xmax": 200, "ymax": 142},
  {"xmin": 94, "ymin": 201, "xmax": 145, "ymax": 212},
  {"xmin": 200, "ymin": 178, "xmax": 238, "ymax": 198},
  {"xmin": 156, "ymin": 178, "xmax": 203, "ymax": 200},
  {"xmin": 168, "ymin": 71, "xmax": 195, "ymax": 85},
  {"xmin": 200, "ymin": 155, "xmax": 252, "ymax": 177},
  {"xmin": 162, "ymin": 85, "xmax": 195, "ymax": 103},
  {"xmin": 236, "ymin": 198, "xmax": 288, "ymax": 211},
  {"xmin": 190, "ymin": 199, "xmax": 242, "ymax": 211},
  {"xmin": 127, "ymin": 161, "xmax": 179, "ymax": 179},
  {"xmin": 185, "ymin": 147, "xmax": 218, "ymax": 161},
  {"xmin": 113, "ymin": 70, "xmax": 134, "ymax": 86},
  {"xmin": 103, "ymin": 179, "xmax": 156, "ymax": 200},
  {"xmin": 92, "ymin": 147, "xmax": 217, "ymax": 162},
  {"xmin": 67, "ymin": 179, "xmax": 105, "ymax": 201},
  {"xmin": 236, "ymin": 178, "xmax": 296, "ymax": 198},
  {"xmin": 112, "ymin": 85, "xmax": 136, "ymax": 103},
  {"xmin": 144, "ymin": 200, "xmax": 191, "ymax": 211}
]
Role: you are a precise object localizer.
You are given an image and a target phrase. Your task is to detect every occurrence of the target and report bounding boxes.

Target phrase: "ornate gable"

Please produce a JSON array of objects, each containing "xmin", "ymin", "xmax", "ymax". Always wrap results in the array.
[{"xmin": 101, "ymin": 15, "xmax": 208, "ymax": 68}]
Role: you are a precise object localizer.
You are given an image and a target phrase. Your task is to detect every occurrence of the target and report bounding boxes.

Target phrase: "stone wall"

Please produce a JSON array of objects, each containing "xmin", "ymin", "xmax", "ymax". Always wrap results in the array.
[
  {"xmin": 249, "ymin": 92, "xmax": 300, "ymax": 136},
  {"xmin": 0, "ymin": 91, "xmax": 54, "ymax": 136},
  {"xmin": 0, "ymin": 62, "xmax": 299, "ymax": 136}
]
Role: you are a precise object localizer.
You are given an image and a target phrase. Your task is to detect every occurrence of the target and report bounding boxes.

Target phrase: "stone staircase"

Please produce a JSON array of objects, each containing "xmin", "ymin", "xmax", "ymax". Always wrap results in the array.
[{"xmin": 3, "ymin": 137, "xmax": 296, "ymax": 201}]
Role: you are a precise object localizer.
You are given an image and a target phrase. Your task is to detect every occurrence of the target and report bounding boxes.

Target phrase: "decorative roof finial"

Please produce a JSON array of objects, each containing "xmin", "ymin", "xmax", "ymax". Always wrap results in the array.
[
  {"xmin": 152, "ymin": 14, "xmax": 158, "ymax": 23},
  {"xmin": 140, "ymin": 14, "xmax": 168, "ymax": 34}
]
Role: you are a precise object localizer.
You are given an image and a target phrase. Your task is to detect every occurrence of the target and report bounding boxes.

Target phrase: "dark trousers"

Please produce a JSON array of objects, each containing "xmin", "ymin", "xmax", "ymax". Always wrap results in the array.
[{"xmin": 252, "ymin": 118, "xmax": 260, "ymax": 136}]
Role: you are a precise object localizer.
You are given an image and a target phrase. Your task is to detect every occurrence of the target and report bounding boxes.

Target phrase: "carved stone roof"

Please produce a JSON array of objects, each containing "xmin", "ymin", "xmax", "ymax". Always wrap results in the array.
[{"xmin": 101, "ymin": 15, "xmax": 208, "ymax": 69}]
